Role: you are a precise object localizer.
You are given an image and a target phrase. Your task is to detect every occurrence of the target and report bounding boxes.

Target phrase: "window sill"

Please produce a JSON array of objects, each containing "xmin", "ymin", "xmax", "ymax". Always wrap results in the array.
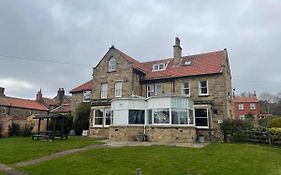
[{"xmin": 198, "ymin": 94, "xmax": 209, "ymax": 97}]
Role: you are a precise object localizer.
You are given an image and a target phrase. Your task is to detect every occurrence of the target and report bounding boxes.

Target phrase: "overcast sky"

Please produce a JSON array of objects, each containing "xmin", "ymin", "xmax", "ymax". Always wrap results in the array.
[{"xmin": 0, "ymin": 0, "xmax": 281, "ymax": 99}]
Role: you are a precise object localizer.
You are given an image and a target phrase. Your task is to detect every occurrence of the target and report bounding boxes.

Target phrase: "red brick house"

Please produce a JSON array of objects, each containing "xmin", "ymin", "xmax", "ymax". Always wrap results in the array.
[{"xmin": 233, "ymin": 96, "xmax": 260, "ymax": 120}]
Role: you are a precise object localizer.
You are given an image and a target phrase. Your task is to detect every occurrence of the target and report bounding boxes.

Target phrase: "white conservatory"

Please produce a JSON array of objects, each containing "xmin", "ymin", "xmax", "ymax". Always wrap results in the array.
[{"xmin": 109, "ymin": 96, "xmax": 196, "ymax": 143}]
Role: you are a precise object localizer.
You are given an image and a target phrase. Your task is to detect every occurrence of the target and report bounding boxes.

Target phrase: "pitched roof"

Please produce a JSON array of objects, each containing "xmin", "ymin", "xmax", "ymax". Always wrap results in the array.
[
  {"xmin": 140, "ymin": 50, "xmax": 224, "ymax": 80},
  {"xmin": 0, "ymin": 96, "xmax": 49, "ymax": 111},
  {"xmin": 70, "ymin": 80, "xmax": 93, "ymax": 93},
  {"xmin": 113, "ymin": 48, "xmax": 225, "ymax": 80},
  {"xmin": 50, "ymin": 104, "xmax": 71, "ymax": 113},
  {"xmin": 41, "ymin": 97, "xmax": 57, "ymax": 106},
  {"xmin": 115, "ymin": 48, "xmax": 146, "ymax": 73},
  {"xmin": 233, "ymin": 96, "xmax": 259, "ymax": 103}
]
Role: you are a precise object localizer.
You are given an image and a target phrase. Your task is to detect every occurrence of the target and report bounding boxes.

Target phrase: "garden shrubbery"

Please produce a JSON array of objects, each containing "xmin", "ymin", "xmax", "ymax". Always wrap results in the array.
[
  {"xmin": 73, "ymin": 103, "xmax": 90, "ymax": 135},
  {"xmin": 8, "ymin": 122, "xmax": 34, "ymax": 136},
  {"xmin": 268, "ymin": 117, "xmax": 281, "ymax": 128}
]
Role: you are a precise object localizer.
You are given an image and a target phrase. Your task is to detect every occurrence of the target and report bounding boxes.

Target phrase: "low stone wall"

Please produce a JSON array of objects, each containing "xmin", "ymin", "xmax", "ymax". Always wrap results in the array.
[
  {"xmin": 89, "ymin": 127, "xmax": 110, "ymax": 138},
  {"xmin": 109, "ymin": 125, "xmax": 196, "ymax": 143}
]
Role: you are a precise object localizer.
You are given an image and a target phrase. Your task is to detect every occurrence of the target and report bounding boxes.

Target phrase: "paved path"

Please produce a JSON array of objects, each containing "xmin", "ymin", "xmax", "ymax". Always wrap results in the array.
[
  {"xmin": 0, "ymin": 163, "xmax": 27, "ymax": 175},
  {"xmin": 15, "ymin": 144, "xmax": 109, "ymax": 167}
]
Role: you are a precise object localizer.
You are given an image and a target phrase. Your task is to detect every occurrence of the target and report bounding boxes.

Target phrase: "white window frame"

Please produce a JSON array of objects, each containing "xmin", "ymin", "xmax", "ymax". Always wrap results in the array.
[
  {"xmin": 250, "ymin": 103, "xmax": 256, "ymax": 110},
  {"xmin": 194, "ymin": 107, "xmax": 209, "ymax": 129},
  {"xmin": 93, "ymin": 107, "xmax": 112, "ymax": 127},
  {"xmin": 239, "ymin": 104, "xmax": 244, "ymax": 110},
  {"xmin": 152, "ymin": 62, "xmax": 168, "ymax": 71},
  {"xmin": 239, "ymin": 115, "xmax": 245, "ymax": 120},
  {"xmin": 199, "ymin": 80, "xmax": 208, "ymax": 96},
  {"xmin": 182, "ymin": 82, "xmax": 190, "ymax": 96},
  {"xmin": 100, "ymin": 83, "xmax": 108, "ymax": 99},
  {"xmin": 147, "ymin": 84, "xmax": 155, "ymax": 97},
  {"xmin": 83, "ymin": 90, "xmax": 91, "ymax": 102},
  {"xmin": 108, "ymin": 57, "xmax": 116, "ymax": 72},
  {"xmin": 114, "ymin": 82, "xmax": 122, "ymax": 97}
]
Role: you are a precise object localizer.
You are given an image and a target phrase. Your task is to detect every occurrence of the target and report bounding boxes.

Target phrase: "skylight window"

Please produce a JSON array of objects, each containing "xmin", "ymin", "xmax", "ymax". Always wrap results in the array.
[
  {"xmin": 152, "ymin": 62, "xmax": 168, "ymax": 71},
  {"xmin": 184, "ymin": 60, "xmax": 192, "ymax": 66}
]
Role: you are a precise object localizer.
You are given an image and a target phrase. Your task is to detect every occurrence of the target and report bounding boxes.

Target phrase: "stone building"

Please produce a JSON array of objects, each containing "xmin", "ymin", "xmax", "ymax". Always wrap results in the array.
[
  {"xmin": 70, "ymin": 80, "xmax": 93, "ymax": 117},
  {"xmin": 89, "ymin": 38, "xmax": 232, "ymax": 142},
  {"xmin": 0, "ymin": 87, "xmax": 49, "ymax": 136}
]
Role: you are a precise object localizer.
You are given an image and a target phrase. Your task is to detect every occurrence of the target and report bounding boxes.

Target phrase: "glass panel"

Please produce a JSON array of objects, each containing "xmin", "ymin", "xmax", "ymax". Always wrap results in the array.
[
  {"xmin": 155, "ymin": 84, "xmax": 162, "ymax": 96},
  {"xmin": 195, "ymin": 108, "xmax": 208, "ymax": 127},
  {"xmin": 148, "ymin": 110, "xmax": 152, "ymax": 124},
  {"xmin": 189, "ymin": 110, "xmax": 194, "ymax": 124},
  {"xmin": 105, "ymin": 108, "xmax": 111, "ymax": 125},
  {"xmin": 179, "ymin": 111, "xmax": 188, "ymax": 124},
  {"xmin": 153, "ymin": 109, "xmax": 169, "ymax": 124},
  {"xmin": 94, "ymin": 109, "xmax": 103, "ymax": 125},
  {"xmin": 128, "ymin": 110, "xmax": 145, "ymax": 124},
  {"xmin": 172, "ymin": 111, "xmax": 179, "ymax": 124}
]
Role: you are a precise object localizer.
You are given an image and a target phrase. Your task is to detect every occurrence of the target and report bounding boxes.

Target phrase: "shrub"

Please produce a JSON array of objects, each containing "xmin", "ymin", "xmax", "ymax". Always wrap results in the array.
[
  {"xmin": 220, "ymin": 119, "xmax": 254, "ymax": 142},
  {"xmin": 73, "ymin": 103, "xmax": 90, "ymax": 135},
  {"xmin": 20, "ymin": 123, "xmax": 34, "ymax": 136},
  {"xmin": 268, "ymin": 117, "xmax": 281, "ymax": 128},
  {"xmin": 8, "ymin": 122, "xmax": 20, "ymax": 136}
]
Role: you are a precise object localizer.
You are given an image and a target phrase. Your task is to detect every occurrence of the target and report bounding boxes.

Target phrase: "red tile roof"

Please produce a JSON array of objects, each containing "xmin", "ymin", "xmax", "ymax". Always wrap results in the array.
[
  {"xmin": 0, "ymin": 96, "xmax": 49, "ymax": 111},
  {"xmin": 115, "ymin": 49, "xmax": 224, "ymax": 80},
  {"xmin": 141, "ymin": 50, "xmax": 224, "ymax": 80},
  {"xmin": 50, "ymin": 104, "xmax": 71, "ymax": 113},
  {"xmin": 70, "ymin": 80, "xmax": 93, "ymax": 93},
  {"xmin": 0, "ymin": 115, "xmax": 15, "ymax": 121},
  {"xmin": 233, "ymin": 96, "xmax": 259, "ymax": 103}
]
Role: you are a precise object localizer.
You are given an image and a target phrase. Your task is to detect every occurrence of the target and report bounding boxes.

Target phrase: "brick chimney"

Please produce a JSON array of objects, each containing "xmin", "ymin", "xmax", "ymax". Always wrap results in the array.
[
  {"xmin": 57, "ymin": 88, "xmax": 65, "ymax": 105},
  {"xmin": 36, "ymin": 89, "xmax": 43, "ymax": 101},
  {"xmin": 0, "ymin": 87, "xmax": 5, "ymax": 97},
  {"xmin": 173, "ymin": 37, "xmax": 182, "ymax": 66}
]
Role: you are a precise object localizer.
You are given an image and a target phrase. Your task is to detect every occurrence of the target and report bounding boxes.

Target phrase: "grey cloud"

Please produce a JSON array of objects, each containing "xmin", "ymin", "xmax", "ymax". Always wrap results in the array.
[{"xmin": 0, "ymin": 0, "xmax": 281, "ymax": 99}]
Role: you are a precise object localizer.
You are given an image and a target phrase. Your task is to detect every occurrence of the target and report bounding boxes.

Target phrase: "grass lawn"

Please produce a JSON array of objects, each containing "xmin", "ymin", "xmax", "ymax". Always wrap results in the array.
[
  {"xmin": 21, "ymin": 143, "xmax": 281, "ymax": 175},
  {"xmin": 0, "ymin": 136, "xmax": 101, "ymax": 164}
]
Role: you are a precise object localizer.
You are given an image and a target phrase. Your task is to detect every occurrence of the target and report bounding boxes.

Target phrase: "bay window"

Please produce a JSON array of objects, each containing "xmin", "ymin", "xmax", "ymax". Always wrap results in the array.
[{"xmin": 153, "ymin": 108, "xmax": 170, "ymax": 124}]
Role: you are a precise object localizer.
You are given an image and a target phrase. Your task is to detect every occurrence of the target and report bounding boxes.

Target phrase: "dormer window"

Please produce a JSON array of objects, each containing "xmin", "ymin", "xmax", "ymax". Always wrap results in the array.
[
  {"xmin": 108, "ymin": 57, "xmax": 116, "ymax": 72},
  {"xmin": 152, "ymin": 62, "xmax": 168, "ymax": 71}
]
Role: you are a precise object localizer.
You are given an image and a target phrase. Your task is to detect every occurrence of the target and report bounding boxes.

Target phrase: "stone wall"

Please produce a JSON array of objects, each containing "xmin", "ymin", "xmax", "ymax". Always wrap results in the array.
[
  {"xmin": 0, "ymin": 106, "xmax": 47, "ymax": 119},
  {"xmin": 109, "ymin": 125, "xmax": 196, "ymax": 143},
  {"xmin": 92, "ymin": 48, "xmax": 137, "ymax": 100},
  {"xmin": 89, "ymin": 127, "xmax": 109, "ymax": 138}
]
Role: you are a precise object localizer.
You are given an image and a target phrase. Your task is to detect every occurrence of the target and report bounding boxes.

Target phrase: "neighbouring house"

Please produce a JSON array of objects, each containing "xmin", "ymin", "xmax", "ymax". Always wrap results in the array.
[
  {"xmin": 89, "ymin": 37, "xmax": 232, "ymax": 142},
  {"xmin": 50, "ymin": 104, "xmax": 71, "ymax": 115},
  {"xmin": 0, "ymin": 87, "xmax": 49, "ymax": 136},
  {"xmin": 233, "ymin": 96, "xmax": 260, "ymax": 120},
  {"xmin": 70, "ymin": 80, "xmax": 93, "ymax": 117},
  {"xmin": 36, "ymin": 88, "xmax": 71, "ymax": 111}
]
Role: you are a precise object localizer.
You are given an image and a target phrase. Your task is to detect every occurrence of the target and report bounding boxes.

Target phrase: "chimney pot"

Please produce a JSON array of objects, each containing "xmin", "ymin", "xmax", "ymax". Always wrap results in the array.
[{"xmin": 0, "ymin": 87, "xmax": 5, "ymax": 97}]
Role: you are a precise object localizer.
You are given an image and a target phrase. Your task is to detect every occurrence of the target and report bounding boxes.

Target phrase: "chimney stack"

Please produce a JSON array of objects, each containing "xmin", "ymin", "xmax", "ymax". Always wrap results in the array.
[
  {"xmin": 0, "ymin": 87, "xmax": 5, "ymax": 97},
  {"xmin": 57, "ymin": 88, "xmax": 65, "ymax": 105},
  {"xmin": 36, "ymin": 89, "xmax": 43, "ymax": 101},
  {"xmin": 173, "ymin": 37, "xmax": 182, "ymax": 66}
]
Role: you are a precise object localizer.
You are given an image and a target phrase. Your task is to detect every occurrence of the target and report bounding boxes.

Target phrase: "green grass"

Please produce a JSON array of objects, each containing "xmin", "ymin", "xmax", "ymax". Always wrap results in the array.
[
  {"xmin": 21, "ymin": 143, "xmax": 281, "ymax": 175},
  {"xmin": 0, "ymin": 172, "xmax": 6, "ymax": 175},
  {"xmin": 0, "ymin": 136, "xmax": 100, "ymax": 164}
]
